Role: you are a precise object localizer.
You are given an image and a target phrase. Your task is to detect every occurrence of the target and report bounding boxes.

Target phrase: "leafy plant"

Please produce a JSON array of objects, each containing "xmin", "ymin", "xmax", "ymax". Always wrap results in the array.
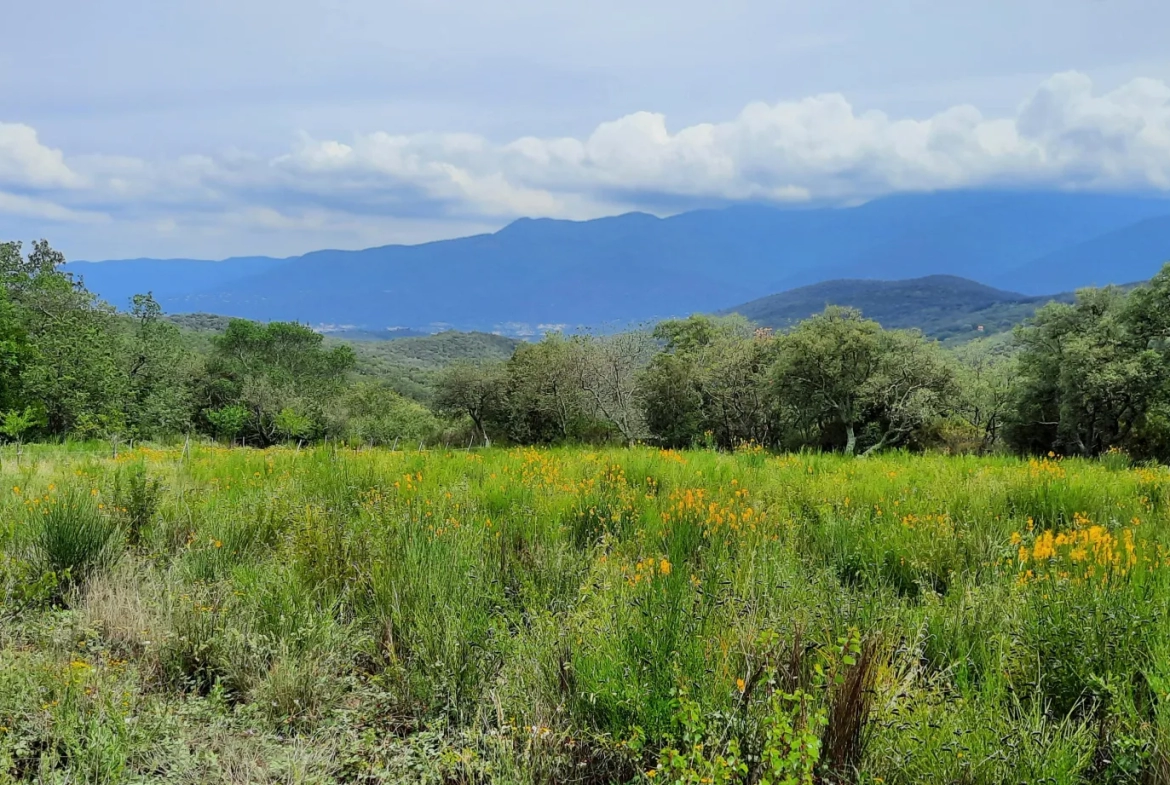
[
  {"xmin": 274, "ymin": 406, "xmax": 313, "ymax": 443},
  {"xmin": 113, "ymin": 463, "xmax": 162, "ymax": 547},
  {"xmin": 0, "ymin": 405, "xmax": 43, "ymax": 444},
  {"xmin": 205, "ymin": 403, "xmax": 249, "ymax": 442}
]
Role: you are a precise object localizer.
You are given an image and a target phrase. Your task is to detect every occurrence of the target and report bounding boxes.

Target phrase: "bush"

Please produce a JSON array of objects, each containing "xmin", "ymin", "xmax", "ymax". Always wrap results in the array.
[
  {"xmin": 112, "ymin": 463, "xmax": 162, "ymax": 547},
  {"xmin": 341, "ymin": 382, "xmax": 442, "ymax": 446},
  {"xmin": 925, "ymin": 416, "xmax": 986, "ymax": 455}
]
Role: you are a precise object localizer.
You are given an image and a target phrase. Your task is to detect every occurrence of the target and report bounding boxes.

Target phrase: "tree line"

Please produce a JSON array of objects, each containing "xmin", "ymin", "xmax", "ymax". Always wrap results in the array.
[
  {"xmin": 436, "ymin": 268, "xmax": 1170, "ymax": 460},
  {"xmin": 0, "ymin": 240, "xmax": 440, "ymax": 447},
  {"xmin": 4, "ymin": 239, "xmax": 1170, "ymax": 459}
]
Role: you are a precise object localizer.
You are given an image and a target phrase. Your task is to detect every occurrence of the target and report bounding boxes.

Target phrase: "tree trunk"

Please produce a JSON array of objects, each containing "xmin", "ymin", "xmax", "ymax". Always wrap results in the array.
[
  {"xmin": 861, "ymin": 434, "xmax": 889, "ymax": 458},
  {"xmin": 474, "ymin": 416, "xmax": 489, "ymax": 445},
  {"xmin": 844, "ymin": 423, "xmax": 857, "ymax": 456}
]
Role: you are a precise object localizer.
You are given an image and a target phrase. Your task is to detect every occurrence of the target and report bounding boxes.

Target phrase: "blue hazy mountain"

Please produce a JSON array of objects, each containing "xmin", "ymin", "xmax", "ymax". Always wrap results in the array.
[
  {"xmin": 65, "ymin": 256, "xmax": 285, "ymax": 311},
  {"xmin": 69, "ymin": 191, "xmax": 1170, "ymax": 330},
  {"xmin": 998, "ymin": 214, "xmax": 1170, "ymax": 293}
]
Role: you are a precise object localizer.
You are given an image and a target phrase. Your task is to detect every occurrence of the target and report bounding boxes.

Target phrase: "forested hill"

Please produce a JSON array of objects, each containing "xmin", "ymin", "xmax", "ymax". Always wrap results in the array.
[
  {"xmin": 170, "ymin": 275, "xmax": 1081, "ymax": 351},
  {"xmin": 165, "ymin": 314, "xmax": 518, "ymax": 370},
  {"xmin": 724, "ymin": 276, "xmax": 1078, "ymax": 343},
  {"xmin": 165, "ymin": 313, "xmax": 521, "ymax": 402},
  {"xmin": 68, "ymin": 191, "xmax": 1170, "ymax": 333},
  {"xmin": 343, "ymin": 330, "xmax": 521, "ymax": 401}
]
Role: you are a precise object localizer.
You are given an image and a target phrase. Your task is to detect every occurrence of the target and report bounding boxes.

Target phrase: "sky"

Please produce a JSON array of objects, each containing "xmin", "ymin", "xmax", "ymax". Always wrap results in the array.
[{"xmin": 4, "ymin": 0, "xmax": 1170, "ymax": 260}]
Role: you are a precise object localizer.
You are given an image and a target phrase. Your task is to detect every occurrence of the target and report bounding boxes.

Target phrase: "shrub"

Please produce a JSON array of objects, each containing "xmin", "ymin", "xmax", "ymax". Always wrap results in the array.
[{"xmin": 112, "ymin": 463, "xmax": 162, "ymax": 547}]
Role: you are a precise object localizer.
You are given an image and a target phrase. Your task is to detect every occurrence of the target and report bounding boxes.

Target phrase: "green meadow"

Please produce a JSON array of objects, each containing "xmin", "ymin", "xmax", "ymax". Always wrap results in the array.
[{"xmin": 1, "ymin": 443, "xmax": 1169, "ymax": 784}]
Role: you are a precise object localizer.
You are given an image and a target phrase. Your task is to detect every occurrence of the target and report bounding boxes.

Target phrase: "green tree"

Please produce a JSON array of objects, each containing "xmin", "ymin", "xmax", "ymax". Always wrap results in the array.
[
  {"xmin": 498, "ymin": 334, "xmax": 597, "ymax": 443},
  {"xmin": 856, "ymin": 328, "xmax": 956, "ymax": 456},
  {"xmin": 123, "ymin": 293, "xmax": 194, "ymax": 438},
  {"xmin": 950, "ymin": 339, "xmax": 1017, "ymax": 453},
  {"xmin": 698, "ymin": 327, "xmax": 782, "ymax": 449},
  {"xmin": 205, "ymin": 404, "xmax": 249, "ymax": 443},
  {"xmin": 342, "ymin": 381, "xmax": 441, "ymax": 446},
  {"xmin": 0, "ymin": 406, "xmax": 44, "ymax": 446},
  {"xmin": 639, "ymin": 350, "xmax": 705, "ymax": 448},
  {"xmin": 2, "ymin": 240, "xmax": 127, "ymax": 437},
  {"xmin": 0, "ymin": 285, "xmax": 36, "ymax": 414},
  {"xmin": 568, "ymin": 331, "xmax": 657, "ymax": 444},
  {"xmin": 273, "ymin": 407, "xmax": 313, "ymax": 443},
  {"xmin": 640, "ymin": 315, "xmax": 777, "ymax": 449},
  {"xmin": 203, "ymin": 320, "xmax": 356, "ymax": 445},
  {"xmin": 773, "ymin": 307, "xmax": 885, "ymax": 455},
  {"xmin": 1009, "ymin": 278, "xmax": 1170, "ymax": 457},
  {"xmin": 773, "ymin": 307, "xmax": 955, "ymax": 455},
  {"xmin": 433, "ymin": 361, "xmax": 506, "ymax": 443}
]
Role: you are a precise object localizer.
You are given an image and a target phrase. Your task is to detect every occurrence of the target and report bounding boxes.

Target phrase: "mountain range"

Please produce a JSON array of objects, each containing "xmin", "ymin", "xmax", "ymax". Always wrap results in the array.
[{"xmin": 65, "ymin": 190, "xmax": 1170, "ymax": 334}]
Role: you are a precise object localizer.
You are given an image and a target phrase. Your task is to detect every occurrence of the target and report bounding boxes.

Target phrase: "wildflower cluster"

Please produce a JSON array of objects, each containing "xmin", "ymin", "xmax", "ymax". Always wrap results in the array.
[
  {"xmin": 661, "ymin": 483, "xmax": 758, "ymax": 540},
  {"xmin": 1027, "ymin": 456, "xmax": 1067, "ymax": 481},
  {"xmin": 623, "ymin": 556, "xmax": 673, "ymax": 586},
  {"xmin": 1014, "ymin": 513, "xmax": 1142, "ymax": 583}
]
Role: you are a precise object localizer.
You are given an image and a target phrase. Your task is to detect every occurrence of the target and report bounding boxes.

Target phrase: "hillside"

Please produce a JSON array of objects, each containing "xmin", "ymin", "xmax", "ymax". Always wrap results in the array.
[
  {"xmin": 337, "ymin": 331, "xmax": 518, "ymax": 401},
  {"xmin": 67, "ymin": 191, "xmax": 1170, "ymax": 333},
  {"xmin": 165, "ymin": 313, "xmax": 520, "ymax": 401},
  {"xmin": 724, "ymin": 275, "xmax": 1076, "ymax": 343},
  {"xmin": 166, "ymin": 313, "xmax": 237, "ymax": 333},
  {"xmin": 346, "ymin": 330, "xmax": 520, "ymax": 371},
  {"xmin": 166, "ymin": 276, "xmax": 1096, "ymax": 352},
  {"xmin": 1002, "ymin": 214, "xmax": 1170, "ymax": 293}
]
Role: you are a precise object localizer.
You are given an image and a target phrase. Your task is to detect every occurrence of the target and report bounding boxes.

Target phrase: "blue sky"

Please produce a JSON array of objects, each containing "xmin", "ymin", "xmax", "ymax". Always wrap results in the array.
[{"xmin": 3, "ymin": 0, "xmax": 1170, "ymax": 260}]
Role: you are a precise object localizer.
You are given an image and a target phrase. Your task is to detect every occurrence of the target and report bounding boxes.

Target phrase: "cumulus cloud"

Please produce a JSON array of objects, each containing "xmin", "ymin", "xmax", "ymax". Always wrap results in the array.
[
  {"xmin": 265, "ymin": 71, "xmax": 1170, "ymax": 216},
  {"xmin": 4, "ymin": 71, "xmax": 1170, "ymax": 244},
  {"xmin": 0, "ymin": 123, "xmax": 86, "ymax": 190}
]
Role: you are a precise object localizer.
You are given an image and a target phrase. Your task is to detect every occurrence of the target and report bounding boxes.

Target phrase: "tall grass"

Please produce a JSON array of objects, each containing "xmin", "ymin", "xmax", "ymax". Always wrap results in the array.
[
  {"xmin": 0, "ymin": 444, "xmax": 1169, "ymax": 782},
  {"xmin": 32, "ymin": 488, "xmax": 122, "ymax": 593}
]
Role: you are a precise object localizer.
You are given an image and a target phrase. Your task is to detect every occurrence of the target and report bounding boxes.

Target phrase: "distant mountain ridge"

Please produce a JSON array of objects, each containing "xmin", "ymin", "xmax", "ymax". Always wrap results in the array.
[
  {"xmin": 722, "ymin": 275, "xmax": 1078, "ymax": 344},
  {"xmin": 66, "ymin": 191, "xmax": 1170, "ymax": 333},
  {"xmin": 67, "ymin": 256, "xmax": 286, "ymax": 308}
]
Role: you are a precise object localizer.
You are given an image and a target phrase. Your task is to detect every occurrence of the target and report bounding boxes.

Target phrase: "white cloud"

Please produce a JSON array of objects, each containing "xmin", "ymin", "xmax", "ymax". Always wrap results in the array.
[
  {"xmin": 0, "ymin": 191, "xmax": 106, "ymax": 223},
  {"xmin": 6, "ymin": 70, "xmax": 1170, "ymax": 254},
  {"xmin": 265, "ymin": 71, "xmax": 1170, "ymax": 215},
  {"xmin": 1015, "ymin": 72, "xmax": 1170, "ymax": 188},
  {"xmin": 0, "ymin": 123, "xmax": 86, "ymax": 190},
  {"xmin": 272, "ymin": 131, "xmax": 598, "ymax": 217}
]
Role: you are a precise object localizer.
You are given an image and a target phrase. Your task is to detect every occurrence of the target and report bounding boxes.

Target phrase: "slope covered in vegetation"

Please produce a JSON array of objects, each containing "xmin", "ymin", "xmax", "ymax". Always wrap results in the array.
[
  {"xmin": 723, "ymin": 275, "xmax": 1076, "ymax": 344},
  {"xmin": 345, "ymin": 331, "xmax": 521, "ymax": 403}
]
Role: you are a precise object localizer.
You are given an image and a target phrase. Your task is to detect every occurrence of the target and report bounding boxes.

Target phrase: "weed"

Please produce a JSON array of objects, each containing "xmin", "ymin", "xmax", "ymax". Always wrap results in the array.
[{"xmin": 32, "ymin": 488, "xmax": 122, "ymax": 595}]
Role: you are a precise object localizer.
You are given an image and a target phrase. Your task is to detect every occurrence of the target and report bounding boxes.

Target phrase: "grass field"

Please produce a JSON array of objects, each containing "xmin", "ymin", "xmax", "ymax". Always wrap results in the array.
[{"xmin": 1, "ymin": 444, "xmax": 1169, "ymax": 784}]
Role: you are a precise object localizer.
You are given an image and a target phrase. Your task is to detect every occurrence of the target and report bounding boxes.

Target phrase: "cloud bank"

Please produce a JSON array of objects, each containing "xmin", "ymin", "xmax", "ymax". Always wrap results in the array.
[{"xmin": 4, "ymin": 71, "xmax": 1170, "ymax": 258}]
